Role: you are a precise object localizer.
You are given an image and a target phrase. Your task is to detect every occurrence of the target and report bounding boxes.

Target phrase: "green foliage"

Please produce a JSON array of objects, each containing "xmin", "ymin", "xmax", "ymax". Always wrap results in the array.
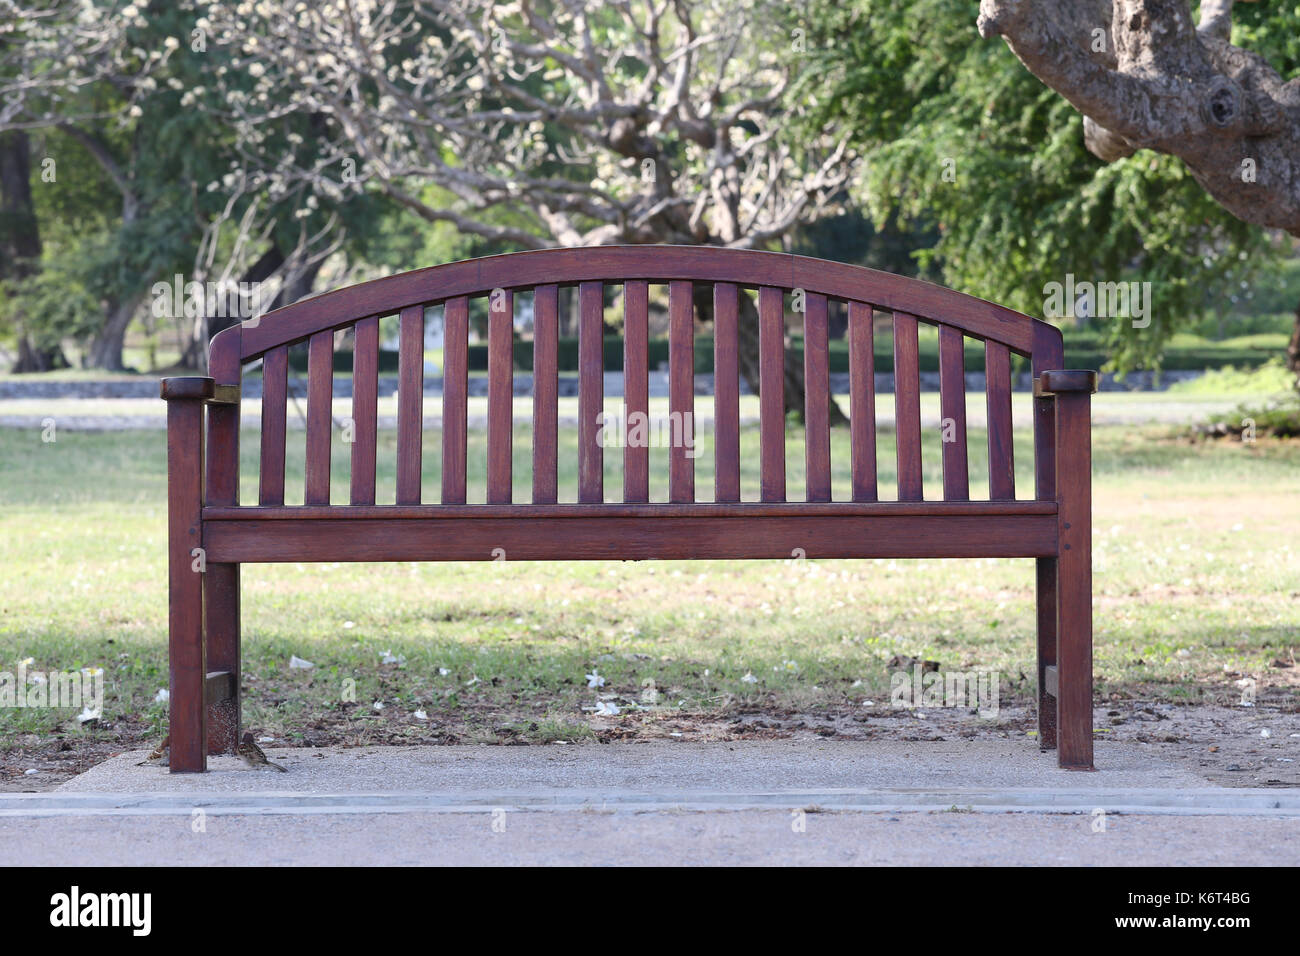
[{"xmin": 793, "ymin": 0, "xmax": 1289, "ymax": 373}]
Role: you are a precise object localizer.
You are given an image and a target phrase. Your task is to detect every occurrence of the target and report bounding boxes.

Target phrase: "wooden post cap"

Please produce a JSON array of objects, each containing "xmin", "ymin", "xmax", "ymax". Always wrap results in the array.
[
  {"xmin": 1038, "ymin": 370, "xmax": 1099, "ymax": 394},
  {"xmin": 160, "ymin": 377, "xmax": 215, "ymax": 401}
]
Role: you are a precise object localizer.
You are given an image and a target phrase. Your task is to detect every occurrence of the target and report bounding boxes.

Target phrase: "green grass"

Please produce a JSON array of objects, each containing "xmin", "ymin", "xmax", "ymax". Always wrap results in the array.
[
  {"xmin": 1166, "ymin": 357, "xmax": 1297, "ymax": 396},
  {"xmin": 1, "ymin": 420, "xmax": 1297, "ymax": 752}
]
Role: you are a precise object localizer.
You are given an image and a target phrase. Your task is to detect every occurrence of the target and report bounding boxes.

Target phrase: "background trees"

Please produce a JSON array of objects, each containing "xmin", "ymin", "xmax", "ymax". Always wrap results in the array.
[{"xmin": 1, "ymin": 0, "xmax": 1296, "ymax": 392}]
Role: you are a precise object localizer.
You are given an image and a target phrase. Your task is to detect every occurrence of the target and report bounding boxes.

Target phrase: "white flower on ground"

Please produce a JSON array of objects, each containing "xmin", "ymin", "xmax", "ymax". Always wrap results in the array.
[
  {"xmin": 741, "ymin": 672, "xmax": 759, "ymax": 684},
  {"xmin": 77, "ymin": 707, "xmax": 100, "ymax": 723},
  {"xmin": 372, "ymin": 701, "xmax": 384, "ymax": 711},
  {"xmin": 154, "ymin": 689, "xmax": 169, "ymax": 703},
  {"xmin": 586, "ymin": 670, "xmax": 605, "ymax": 689},
  {"xmin": 594, "ymin": 701, "xmax": 620, "ymax": 716},
  {"xmin": 289, "ymin": 655, "xmax": 314, "ymax": 669},
  {"xmin": 413, "ymin": 710, "xmax": 428, "ymax": 720},
  {"xmin": 438, "ymin": 667, "xmax": 450, "ymax": 676}
]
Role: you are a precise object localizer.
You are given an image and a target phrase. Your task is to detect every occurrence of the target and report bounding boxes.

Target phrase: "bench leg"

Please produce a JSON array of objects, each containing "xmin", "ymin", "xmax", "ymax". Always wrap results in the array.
[
  {"xmin": 205, "ymin": 563, "xmax": 241, "ymax": 754},
  {"xmin": 1035, "ymin": 557, "xmax": 1057, "ymax": 751},
  {"xmin": 167, "ymin": 399, "xmax": 207, "ymax": 773},
  {"xmin": 1055, "ymin": 391, "xmax": 1094, "ymax": 770}
]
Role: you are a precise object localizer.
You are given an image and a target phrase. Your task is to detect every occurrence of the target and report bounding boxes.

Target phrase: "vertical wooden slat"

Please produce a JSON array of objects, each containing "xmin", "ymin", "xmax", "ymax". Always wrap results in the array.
[
  {"xmin": 205, "ymin": 329, "xmax": 241, "ymax": 756},
  {"xmin": 258, "ymin": 346, "xmax": 288, "ymax": 506},
  {"xmin": 848, "ymin": 302, "xmax": 877, "ymax": 502},
  {"xmin": 487, "ymin": 289, "xmax": 514, "ymax": 504},
  {"xmin": 304, "ymin": 330, "xmax": 333, "ymax": 505},
  {"xmin": 622, "ymin": 280, "xmax": 650, "ymax": 503},
  {"xmin": 578, "ymin": 281, "xmax": 604, "ymax": 503},
  {"xmin": 712, "ymin": 282, "xmax": 740, "ymax": 503},
  {"xmin": 893, "ymin": 312, "xmax": 923, "ymax": 501},
  {"xmin": 803, "ymin": 292, "xmax": 831, "ymax": 502},
  {"xmin": 758, "ymin": 286, "xmax": 786, "ymax": 503},
  {"xmin": 668, "ymin": 280, "xmax": 695, "ymax": 503},
  {"xmin": 350, "ymin": 316, "xmax": 379, "ymax": 506},
  {"xmin": 396, "ymin": 304, "xmax": 424, "ymax": 505},
  {"xmin": 532, "ymin": 285, "xmax": 559, "ymax": 504},
  {"xmin": 442, "ymin": 297, "xmax": 468, "ymax": 505},
  {"xmin": 985, "ymin": 340, "xmax": 1015, "ymax": 500},
  {"xmin": 938, "ymin": 325, "xmax": 969, "ymax": 501}
]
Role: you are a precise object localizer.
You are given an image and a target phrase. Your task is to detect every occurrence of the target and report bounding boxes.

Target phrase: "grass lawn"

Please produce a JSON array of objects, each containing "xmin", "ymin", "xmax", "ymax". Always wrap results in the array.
[{"xmin": 1, "ymin": 417, "xmax": 1297, "ymax": 769}]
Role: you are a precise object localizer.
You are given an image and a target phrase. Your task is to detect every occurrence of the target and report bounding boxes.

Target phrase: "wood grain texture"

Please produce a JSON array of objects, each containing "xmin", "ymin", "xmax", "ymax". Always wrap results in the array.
[
  {"xmin": 1055, "ymin": 390, "xmax": 1094, "ymax": 770},
  {"xmin": 532, "ymin": 285, "xmax": 559, "ymax": 505},
  {"xmin": 1032, "ymin": 322, "xmax": 1064, "ymax": 750},
  {"xmin": 202, "ymin": 329, "xmax": 241, "ymax": 755},
  {"xmin": 349, "ymin": 316, "xmax": 379, "ymax": 506},
  {"xmin": 206, "ymin": 513, "xmax": 1058, "ymax": 563},
  {"xmin": 758, "ymin": 286, "xmax": 786, "ymax": 503},
  {"xmin": 304, "ymin": 330, "xmax": 333, "ymax": 506},
  {"xmin": 803, "ymin": 292, "xmax": 831, "ymax": 502},
  {"xmin": 237, "ymin": 247, "xmax": 1039, "ymax": 359},
  {"xmin": 578, "ymin": 281, "xmax": 604, "ymax": 503},
  {"xmin": 166, "ymin": 398, "xmax": 206, "ymax": 772},
  {"xmin": 206, "ymin": 500, "xmax": 1057, "ymax": 521},
  {"xmin": 175, "ymin": 249, "xmax": 1098, "ymax": 776},
  {"xmin": 622, "ymin": 280, "xmax": 650, "ymax": 503},
  {"xmin": 205, "ymin": 329, "xmax": 241, "ymax": 508},
  {"xmin": 258, "ymin": 346, "xmax": 288, "ymax": 506},
  {"xmin": 712, "ymin": 282, "xmax": 741, "ymax": 503},
  {"xmin": 668, "ymin": 280, "xmax": 695, "ymax": 503},
  {"xmin": 487, "ymin": 288, "xmax": 514, "ymax": 504},
  {"xmin": 848, "ymin": 302, "xmax": 877, "ymax": 502},
  {"xmin": 985, "ymin": 340, "xmax": 1015, "ymax": 500},
  {"xmin": 396, "ymin": 305, "xmax": 425, "ymax": 505},
  {"xmin": 442, "ymin": 297, "xmax": 469, "ymax": 504},
  {"xmin": 937, "ymin": 324, "xmax": 969, "ymax": 501},
  {"xmin": 893, "ymin": 312, "xmax": 923, "ymax": 501}
]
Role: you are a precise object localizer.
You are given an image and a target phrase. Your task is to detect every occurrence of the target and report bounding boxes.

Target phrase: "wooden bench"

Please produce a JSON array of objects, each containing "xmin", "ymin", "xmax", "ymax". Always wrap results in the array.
[{"xmin": 161, "ymin": 246, "xmax": 1098, "ymax": 773}]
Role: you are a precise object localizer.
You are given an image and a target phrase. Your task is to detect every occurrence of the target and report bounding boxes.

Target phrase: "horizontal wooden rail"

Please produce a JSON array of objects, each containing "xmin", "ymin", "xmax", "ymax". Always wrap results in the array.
[
  {"xmin": 204, "ymin": 501, "xmax": 1057, "ymax": 520},
  {"xmin": 204, "ymin": 513, "xmax": 1057, "ymax": 563}
]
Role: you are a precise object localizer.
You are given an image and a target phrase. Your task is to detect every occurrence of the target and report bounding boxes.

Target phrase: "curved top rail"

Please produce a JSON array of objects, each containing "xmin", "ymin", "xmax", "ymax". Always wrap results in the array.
[{"xmin": 216, "ymin": 245, "xmax": 1057, "ymax": 361}]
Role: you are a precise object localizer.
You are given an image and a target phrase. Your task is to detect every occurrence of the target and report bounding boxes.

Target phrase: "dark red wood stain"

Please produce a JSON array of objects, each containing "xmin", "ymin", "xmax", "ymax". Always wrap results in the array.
[{"xmin": 167, "ymin": 250, "xmax": 1096, "ymax": 771}]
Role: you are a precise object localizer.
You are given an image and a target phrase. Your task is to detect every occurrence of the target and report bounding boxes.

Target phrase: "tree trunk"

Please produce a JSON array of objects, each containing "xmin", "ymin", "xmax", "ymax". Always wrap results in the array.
[
  {"xmin": 0, "ymin": 129, "xmax": 68, "ymax": 372},
  {"xmin": 87, "ymin": 290, "xmax": 146, "ymax": 371},
  {"xmin": 1287, "ymin": 299, "xmax": 1300, "ymax": 392}
]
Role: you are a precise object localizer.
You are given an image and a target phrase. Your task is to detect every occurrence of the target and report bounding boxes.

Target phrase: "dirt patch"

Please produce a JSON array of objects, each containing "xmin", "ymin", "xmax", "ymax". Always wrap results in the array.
[{"xmin": 4, "ymin": 690, "xmax": 1295, "ymax": 792}]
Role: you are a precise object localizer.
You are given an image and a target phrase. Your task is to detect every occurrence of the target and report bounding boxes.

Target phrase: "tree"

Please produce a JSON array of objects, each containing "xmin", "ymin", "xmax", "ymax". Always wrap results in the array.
[
  {"xmin": 795, "ymin": 0, "xmax": 1276, "ymax": 376},
  {"xmin": 0, "ymin": 127, "xmax": 67, "ymax": 371},
  {"xmin": 975, "ymin": 0, "xmax": 1300, "ymax": 378},
  {"xmin": 202, "ymin": 0, "xmax": 855, "ymax": 420}
]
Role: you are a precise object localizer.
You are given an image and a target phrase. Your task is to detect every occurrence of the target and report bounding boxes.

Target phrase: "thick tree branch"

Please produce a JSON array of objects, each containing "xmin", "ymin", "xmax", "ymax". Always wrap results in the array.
[{"xmin": 978, "ymin": 0, "xmax": 1300, "ymax": 236}]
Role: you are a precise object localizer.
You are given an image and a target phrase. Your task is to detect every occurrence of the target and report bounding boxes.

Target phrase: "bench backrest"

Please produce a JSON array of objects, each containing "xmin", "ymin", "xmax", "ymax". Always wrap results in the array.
[{"xmin": 205, "ymin": 246, "xmax": 1066, "ymax": 509}]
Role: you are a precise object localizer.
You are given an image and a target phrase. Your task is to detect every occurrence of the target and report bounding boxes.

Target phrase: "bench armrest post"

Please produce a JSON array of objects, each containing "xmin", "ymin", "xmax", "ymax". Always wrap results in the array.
[
  {"xmin": 1040, "ymin": 369, "xmax": 1097, "ymax": 770},
  {"xmin": 161, "ymin": 376, "xmax": 212, "ymax": 772}
]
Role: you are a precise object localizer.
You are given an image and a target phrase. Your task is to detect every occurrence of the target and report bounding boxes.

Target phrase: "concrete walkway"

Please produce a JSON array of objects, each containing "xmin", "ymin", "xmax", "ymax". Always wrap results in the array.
[{"xmin": 4, "ymin": 741, "xmax": 1297, "ymax": 865}]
